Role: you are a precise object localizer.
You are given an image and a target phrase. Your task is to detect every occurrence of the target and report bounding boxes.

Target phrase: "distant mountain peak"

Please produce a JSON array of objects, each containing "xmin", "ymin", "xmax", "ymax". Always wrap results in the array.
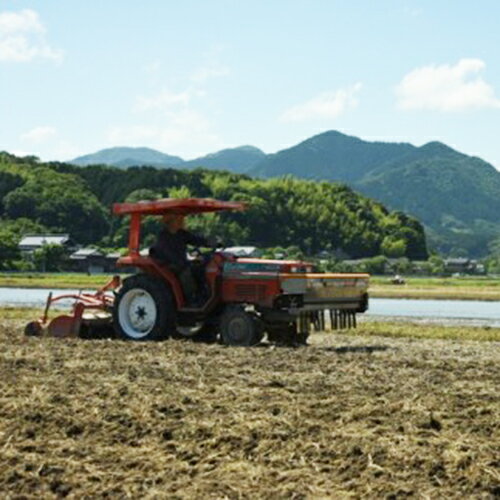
[
  {"xmin": 419, "ymin": 141, "xmax": 459, "ymax": 156},
  {"xmin": 182, "ymin": 145, "xmax": 266, "ymax": 173},
  {"xmin": 71, "ymin": 146, "xmax": 184, "ymax": 168},
  {"xmin": 70, "ymin": 144, "xmax": 266, "ymax": 172}
]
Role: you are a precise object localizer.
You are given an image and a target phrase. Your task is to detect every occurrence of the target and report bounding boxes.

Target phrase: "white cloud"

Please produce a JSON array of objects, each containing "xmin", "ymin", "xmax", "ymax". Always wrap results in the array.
[
  {"xmin": 0, "ymin": 9, "xmax": 44, "ymax": 34},
  {"xmin": 107, "ymin": 125, "xmax": 158, "ymax": 144},
  {"xmin": 143, "ymin": 60, "xmax": 161, "ymax": 73},
  {"xmin": 0, "ymin": 9, "xmax": 63, "ymax": 62},
  {"xmin": 107, "ymin": 109, "xmax": 222, "ymax": 158},
  {"xmin": 120, "ymin": 52, "xmax": 230, "ymax": 156},
  {"xmin": 18, "ymin": 127, "xmax": 81, "ymax": 160},
  {"xmin": 190, "ymin": 62, "xmax": 230, "ymax": 83},
  {"xmin": 51, "ymin": 141, "xmax": 82, "ymax": 161},
  {"xmin": 21, "ymin": 126, "xmax": 57, "ymax": 144},
  {"xmin": 135, "ymin": 88, "xmax": 195, "ymax": 112},
  {"xmin": 280, "ymin": 83, "xmax": 362, "ymax": 122},
  {"xmin": 396, "ymin": 59, "xmax": 500, "ymax": 111}
]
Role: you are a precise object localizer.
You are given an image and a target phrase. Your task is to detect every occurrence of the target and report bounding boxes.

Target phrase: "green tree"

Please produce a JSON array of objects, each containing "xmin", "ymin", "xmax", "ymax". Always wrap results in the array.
[
  {"xmin": 0, "ymin": 228, "xmax": 20, "ymax": 269},
  {"xmin": 428, "ymin": 255, "xmax": 445, "ymax": 275},
  {"xmin": 33, "ymin": 244, "xmax": 68, "ymax": 272},
  {"xmin": 362, "ymin": 255, "xmax": 388, "ymax": 275},
  {"xmin": 380, "ymin": 236, "xmax": 407, "ymax": 258},
  {"xmin": 3, "ymin": 167, "xmax": 109, "ymax": 244}
]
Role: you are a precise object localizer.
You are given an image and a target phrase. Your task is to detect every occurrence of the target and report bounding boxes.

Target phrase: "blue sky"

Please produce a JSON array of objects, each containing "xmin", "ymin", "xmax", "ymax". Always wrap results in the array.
[{"xmin": 2, "ymin": 0, "xmax": 500, "ymax": 168}]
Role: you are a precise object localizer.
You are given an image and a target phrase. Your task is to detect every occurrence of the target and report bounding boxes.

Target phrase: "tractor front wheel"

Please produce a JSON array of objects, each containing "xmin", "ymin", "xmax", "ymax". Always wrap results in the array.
[
  {"xmin": 113, "ymin": 274, "xmax": 175, "ymax": 341},
  {"xmin": 220, "ymin": 307, "xmax": 263, "ymax": 346}
]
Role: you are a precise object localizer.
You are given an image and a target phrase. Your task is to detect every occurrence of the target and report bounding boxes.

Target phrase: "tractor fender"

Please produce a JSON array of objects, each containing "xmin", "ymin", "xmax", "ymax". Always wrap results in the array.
[
  {"xmin": 145, "ymin": 263, "xmax": 185, "ymax": 309},
  {"xmin": 116, "ymin": 255, "xmax": 186, "ymax": 308}
]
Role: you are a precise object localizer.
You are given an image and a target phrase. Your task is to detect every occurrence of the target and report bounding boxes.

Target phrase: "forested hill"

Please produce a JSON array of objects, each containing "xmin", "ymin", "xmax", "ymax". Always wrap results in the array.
[
  {"xmin": 69, "ymin": 132, "xmax": 500, "ymax": 256},
  {"xmin": 250, "ymin": 131, "xmax": 500, "ymax": 257},
  {"xmin": 0, "ymin": 152, "xmax": 427, "ymax": 261},
  {"xmin": 71, "ymin": 145, "xmax": 266, "ymax": 172}
]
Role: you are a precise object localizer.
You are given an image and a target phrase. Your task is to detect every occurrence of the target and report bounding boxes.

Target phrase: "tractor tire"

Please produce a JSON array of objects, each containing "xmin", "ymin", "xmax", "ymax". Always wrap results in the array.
[
  {"xmin": 113, "ymin": 274, "xmax": 175, "ymax": 341},
  {"xmin": 220, "ymin": 306, "xmax": 263, "ymax": 347}
]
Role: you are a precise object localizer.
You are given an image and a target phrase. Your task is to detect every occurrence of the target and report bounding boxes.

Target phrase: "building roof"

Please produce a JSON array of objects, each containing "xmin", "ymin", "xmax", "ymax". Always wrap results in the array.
[
  {"xmin": 19, "ymin": 234, "xmax": 71, "ymax": 247},
  {"xmin": 444, "ymin": 258, "xmax": 472, "ymax": 265},
  {"xmin": 106, "ymin": 252, "xmax": 122, "ymax": 259},
  {"xmin": 70, "ymin": 248, "xmax": 104, "ymax": 260}
]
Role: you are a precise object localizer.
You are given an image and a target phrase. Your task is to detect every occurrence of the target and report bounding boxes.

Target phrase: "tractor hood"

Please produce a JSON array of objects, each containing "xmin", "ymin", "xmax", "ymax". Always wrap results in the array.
[{"xmin": 225, "ymin": 257, "xmax": 315, "ymax": 274}]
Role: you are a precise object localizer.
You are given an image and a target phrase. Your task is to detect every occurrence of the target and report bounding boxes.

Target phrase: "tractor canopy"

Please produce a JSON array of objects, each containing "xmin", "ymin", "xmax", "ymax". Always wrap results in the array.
[{"xmin": 113, "ymin": 197, "xmax": 246, "ymax": 216}]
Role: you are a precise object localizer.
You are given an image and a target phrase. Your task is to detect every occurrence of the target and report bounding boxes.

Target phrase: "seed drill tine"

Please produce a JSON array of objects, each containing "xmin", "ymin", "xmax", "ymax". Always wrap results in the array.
[
  {"xmin": 319, "ymin": 311, "xmax": 325, "ymax": 331},
  {"xmin": 313, "ymin": 312, "xmax": 321, "ymax": 332}
]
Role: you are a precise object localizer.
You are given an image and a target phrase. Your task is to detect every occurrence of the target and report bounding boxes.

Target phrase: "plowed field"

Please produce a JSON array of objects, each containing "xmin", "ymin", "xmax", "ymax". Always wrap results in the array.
[{"xmin": 0, "ymin": 312, "xmax": 498, "ymax": 498}]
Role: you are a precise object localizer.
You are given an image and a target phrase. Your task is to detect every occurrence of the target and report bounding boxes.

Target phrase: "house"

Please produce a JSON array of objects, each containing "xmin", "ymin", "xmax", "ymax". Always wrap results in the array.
[
  {"xmin": 69, "ymin": 248, "xmax": 106, "ymax": 274},
  {"xmin": 411, "ymin": 261, "xmax": 430, "ymax": 275},
  {"xmin": 444, "ymin": 258, "xmax": 478, "ymax": 275},
  {"xmin": 19, "ymin": 234, "xmax": 75, "ymax": 254},
  {"xmin": 17, "ymin": 234, "xmax": 76, "ymax": 257}
]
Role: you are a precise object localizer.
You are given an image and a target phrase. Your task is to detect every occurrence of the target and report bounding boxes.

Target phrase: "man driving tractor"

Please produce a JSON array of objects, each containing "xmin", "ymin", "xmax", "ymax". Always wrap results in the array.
[
  {"xmin": 149, "ymin": 213, "xmax": 217, "ymax": 306},
  {"xmin": 25, "ymin": 197, "xmax": 370, "ymax": 345}
]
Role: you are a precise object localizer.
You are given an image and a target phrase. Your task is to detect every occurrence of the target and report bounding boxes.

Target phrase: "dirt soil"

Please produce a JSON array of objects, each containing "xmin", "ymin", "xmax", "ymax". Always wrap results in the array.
[{"xmin": 0, "ymin": 316, "xmax": 498, "ymax": 499}]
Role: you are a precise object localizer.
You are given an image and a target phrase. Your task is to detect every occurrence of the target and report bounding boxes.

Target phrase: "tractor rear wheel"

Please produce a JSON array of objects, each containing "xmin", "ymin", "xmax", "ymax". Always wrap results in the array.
[
  {"xmin": 113, "ymin": 274, "xmax": 175, "ymax": 341},
  {"xmin": 220, "ymin": 307, "xmax": 263, "ymax": 346}
]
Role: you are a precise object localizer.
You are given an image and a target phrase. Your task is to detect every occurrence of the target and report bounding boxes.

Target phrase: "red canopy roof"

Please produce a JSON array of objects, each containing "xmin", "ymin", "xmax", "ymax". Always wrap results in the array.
[{"xmin": 113, "ymin": 198, "xmax": 246, "ymax": 216}]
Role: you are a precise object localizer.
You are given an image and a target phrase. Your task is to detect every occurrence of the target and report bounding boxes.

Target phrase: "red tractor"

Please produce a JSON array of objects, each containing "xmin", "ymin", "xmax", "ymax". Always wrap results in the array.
[{"xmin": 26, "ymin": 198, "xmax": 369, "ymax": 346}]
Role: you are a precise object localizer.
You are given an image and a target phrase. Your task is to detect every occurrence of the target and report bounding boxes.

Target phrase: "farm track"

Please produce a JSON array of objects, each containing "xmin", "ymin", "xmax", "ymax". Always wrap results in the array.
[{"xmin": 0, "ymin": 317, "xmax": 499, "ymax": 498}]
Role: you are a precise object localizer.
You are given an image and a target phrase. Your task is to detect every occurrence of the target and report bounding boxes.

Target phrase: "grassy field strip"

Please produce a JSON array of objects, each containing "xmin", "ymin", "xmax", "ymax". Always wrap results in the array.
[
  {"xmin": 370, "ymin": 276, "xmax": 500, "ymax": 287},
  {"xmin": 371, "ymin": 276, "xmax": 500, "ymax": 300},
  {"xmin": 370, "ymin": 285, "xmax": 500, "ymax": 301},
  {"xmin": 355, "ymin": 320, "xmax": 500, "ymax": 342},
  {"xmin": 0, "ymin": 273, "xmax": 121, "ymax": 289}
]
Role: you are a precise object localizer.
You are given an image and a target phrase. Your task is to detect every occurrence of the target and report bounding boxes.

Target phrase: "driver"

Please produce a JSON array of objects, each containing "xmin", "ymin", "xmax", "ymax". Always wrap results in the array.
[{"xmin": 149, "ymin": 213, "xmax": 214, "ymax": 306}]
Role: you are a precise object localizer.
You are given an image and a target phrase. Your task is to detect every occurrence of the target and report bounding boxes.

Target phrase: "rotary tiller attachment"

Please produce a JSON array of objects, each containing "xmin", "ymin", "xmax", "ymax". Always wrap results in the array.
[{"xmin": 24, "ymin": 276, "xmax": 121, "ymax": 339}]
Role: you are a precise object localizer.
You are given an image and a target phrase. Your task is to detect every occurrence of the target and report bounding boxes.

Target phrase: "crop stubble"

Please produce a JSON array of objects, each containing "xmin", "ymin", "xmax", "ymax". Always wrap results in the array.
[{"xmin": 0, "ymin": 315, "xmax": 498, "ymax": 498}]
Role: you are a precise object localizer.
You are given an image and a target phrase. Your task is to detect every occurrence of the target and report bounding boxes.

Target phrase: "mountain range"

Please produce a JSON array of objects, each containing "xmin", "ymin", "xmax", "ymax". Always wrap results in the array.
[
  {"xmin": 72, "ymin": 145, "xmax": 266, "ymax": 173},
  {"xmin": 71, "ymin": 132, "xmax": 500, "ymax": 257}
]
